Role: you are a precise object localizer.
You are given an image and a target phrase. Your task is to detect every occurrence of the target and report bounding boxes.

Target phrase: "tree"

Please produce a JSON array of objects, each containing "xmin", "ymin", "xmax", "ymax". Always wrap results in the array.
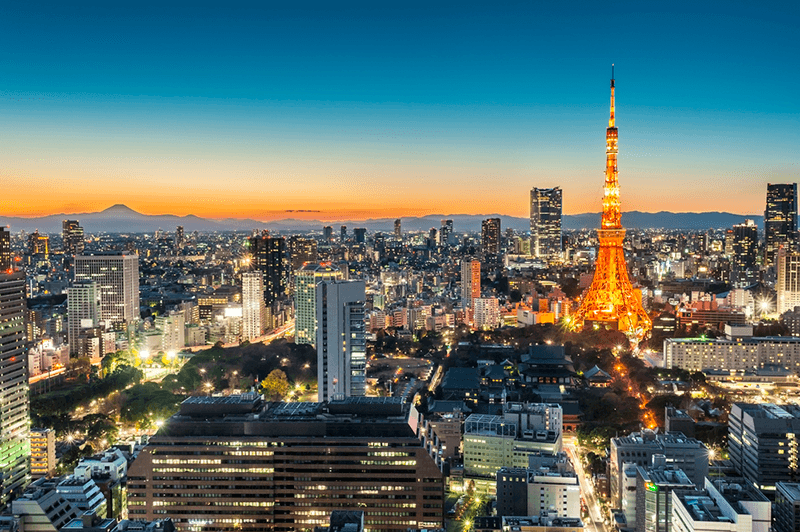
[{"xmin": 260, "ymin": 369, "xmax": 290, "ymax": 400}]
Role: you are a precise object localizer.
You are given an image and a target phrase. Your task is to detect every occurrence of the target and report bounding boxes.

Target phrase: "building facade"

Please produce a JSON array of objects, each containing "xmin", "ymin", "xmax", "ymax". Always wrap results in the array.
[
  {"xmin": 248, "ymin": 234, "xmax": 285, "ymax": 304},
  {"xmin": 294, "ymin": 263, "xmax": 342, "ymax": 345},
  {"xmin": 765, "ymin": 183, "xmax": 798, "ymax": 266},
  {"xmin": 74, "ymin": 252, "xmax": 139, "ymax": 329},
  {"xmin": 62, "ymin": 220, "xmax": 85, "ymax": 256},
  {"xmin": 482, "ymin": 218, "xmax": 501, "ymax": 255},
  {"xmin": 316, "ymin": 280, "xmax": 366, "ymax": 401},
  {"xmin": 461, "ymin": 259, "xmax": 481, "ymax": 308},
  {"xmin": 530, "ymin": 187, "xmax": 562, "ymax": 259},
  {"xmin": 241, "ymin": 271, "xmax": 265, "ymax": 340}
]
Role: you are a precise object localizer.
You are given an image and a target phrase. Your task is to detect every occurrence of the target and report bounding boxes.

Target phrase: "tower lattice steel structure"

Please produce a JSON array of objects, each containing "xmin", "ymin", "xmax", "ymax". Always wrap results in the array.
[{"xmin": 573, "ymin": 68, "xmax": 651, "ymax": 342}]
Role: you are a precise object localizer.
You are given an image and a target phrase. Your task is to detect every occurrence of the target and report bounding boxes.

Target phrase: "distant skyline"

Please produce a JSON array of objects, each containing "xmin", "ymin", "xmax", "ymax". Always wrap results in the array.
[{"xmin": 1, "ymin": 2, "xmax": 797, "ymax": 220}]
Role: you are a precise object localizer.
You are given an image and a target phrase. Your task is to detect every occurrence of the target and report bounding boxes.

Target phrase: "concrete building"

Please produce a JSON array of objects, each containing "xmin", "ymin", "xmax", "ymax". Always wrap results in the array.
[
  {"xmin": 665, "ymin": 407, "xmax": 696, "ymax": 438},
  {"xmin": 241, "ymin": 271, "xmax": 265, "ymax": 340},
  {"xmin": 0, "ymin": 272, "xmax": 30, "ymax": 509},
  {"xmin": 474, "ymin": 297, "xmax": 501, "ymax": 330},
  {"xmin": 63, "ymin": 220, "xmax": 85, "ymax": 256},
  {"xmin": 316, "ymin": 280, "xmax": 366, "ymax": 402},
  {"xmin": 775, "ymin": 482, "xmax": 800, "ymax": 532},
  {"xmin": 635, "ymin": 464, "xmax": 695, "ymax": 532},
  {"xmin": 663, "ymin": 325, "xmax": 800, "ymax": 373},
  {"xmin": 74, "ymin": 252, "xmax": 139, "ymax": 329},
  {"xmin": 609, "ymin": 431, "xmax": 708, "ymax": 508},
  {"xmin": 0, "ymin": 228, "xmax": 10, "ymax": 271},
  {"xmin": 530, "ymin": 187, "xmax": 562, "ymax": 259},
  {"xmin": 482, "ymin": 218, "xmax": 501, "ymax": 255},
  {"xmin": 496, "ymin": 454, "xmax": 580, "ymax": 518},
  {"xmin": 294, "ymin": 263, "xmax": 342, "ymax": 346},
  {"xmin": 670, "ymin": 478, "xmax": 769, "ymax": 532},
  {"xmin": 127, "ymin": 395, "xmax": 444, "ymax": 532},
  {"xmin": 765, "ymin": 183, "xmax": 798, "ymax": 266},
  {"xmin": 778, "ymin": 247, "xmax": 800, "ymax": 314},
  {"xmin": 728, "ymin": 403, "xmax": 800, "ymax": 490},
  {"xmin": 30, "ymin": 428, "xmax": 56, "ymax": 479},
  {"xmin": 461, "ymin": 259, "xmax": 481, "ymax": 308},
  {"xmin": 67, "ymin": 281, "xmax": 102, "ymax": 356}
]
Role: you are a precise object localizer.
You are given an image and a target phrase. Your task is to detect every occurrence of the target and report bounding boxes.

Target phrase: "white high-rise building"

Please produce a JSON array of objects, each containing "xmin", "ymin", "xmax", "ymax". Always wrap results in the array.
[
  {"xmin": 74, "ymin": 252, "xmax": 139, "ymax": 328},
  {"xmin": 241, "ymin": 271, "xmax": 264, "ymax": 341},
  {"xmin": 474, "ymin": 297, "xmax": 500, "ymax": 330},
  {"xmin": 294, "ymin": 263, "xmax": 342, "ymax": 346},
  {"xmin": 316, "ymin": 280, "xmax": 366, "ymax": 402},
  {"xmin": 67, "ymin": 281, "xmax": 102, "ymax": 356},
  {"xmin": 777, "ymin": 247, "xmax": 800, "ymax": 314}
]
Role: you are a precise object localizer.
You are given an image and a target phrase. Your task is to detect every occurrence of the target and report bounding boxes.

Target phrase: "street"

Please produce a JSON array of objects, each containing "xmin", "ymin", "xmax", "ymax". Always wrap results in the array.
[{"xmin": 565, "ymin": 436, "xmax": 607, "ymax": 532}]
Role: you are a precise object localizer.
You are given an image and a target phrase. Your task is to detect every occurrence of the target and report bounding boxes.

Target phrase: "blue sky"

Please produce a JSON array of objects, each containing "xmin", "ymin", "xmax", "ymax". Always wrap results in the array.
[{"xmin": 1, "ymin": 1, "xmax": 797, "ymax": 219}]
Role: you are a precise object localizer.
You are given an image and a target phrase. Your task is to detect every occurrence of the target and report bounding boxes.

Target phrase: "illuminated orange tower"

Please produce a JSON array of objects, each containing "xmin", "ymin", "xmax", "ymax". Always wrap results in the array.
[{"xmin": 573, "ymin": 67, "xmax": 651, "ymax": 342}]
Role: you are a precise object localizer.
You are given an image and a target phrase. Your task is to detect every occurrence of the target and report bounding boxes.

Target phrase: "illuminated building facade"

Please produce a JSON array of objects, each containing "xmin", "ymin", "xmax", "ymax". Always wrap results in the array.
[
  {"xmin": 62, "ymin": 220, "xmax": 84, "ymax": 256},
  {"xmin": 316, "ymin": 280, "xmax": 366, "ymax": 401},
  {"xmin": 730, "ymin": 220, "xmax": 758, "ymax": 288},
  {"xmin": 66, "ymin": 280, "xmax": 102, "ymax": 356},
  {"xmin": 777, "ymin": 247, "xmax": 800, "ymax": 314},
  {"xmin": 0, "ymin": 228, "xmax": 10, "ymax": 271},
  {"xmin": 394, "ymin": 219, "xmax": 402, "ymax": 240},
  {"xmin": 127, "ymin": 396, "xmax": 444, "ymax": 532},
  {"xmin": 481, "ymin": 218, "xmax": 501, "ymax": 255},
  {"xmin": 440, "ymin": 219, "xmax": 454, "ymax": 246},
  {"xmin": 0, "ymin": 271, "xmax": 31, "ymax": 508},
  {"xmin": 461, "ymin": 259, "xmax": 481, "ymax": 308},
  {"xmin": 248, "ymin": 234, "xmax": 285, "ymax": 304},
  {"xmin": 74, "ymin": 252, "xmax": 140, "ymax": 329},
  {"xmin": 765, "ymin": 183, "xmax": 797, "ymax": 266},
  {"xmin": 294, "ymin": 263, "xmax": 342, "ymax": 345},
  {"xmin": 573, "ymin": 70, "xmax": 651, "ymax": 342},
  {"xmin": 241, "ymin": 271, "xmax": 265, "ymax": 340},
  {"xmin": 530, "ymin": 187, "xmax": 562, "ymax": 259},
  {"xmin": 27, "ymin": 231, "xmax": 49, "ymax": 258}
]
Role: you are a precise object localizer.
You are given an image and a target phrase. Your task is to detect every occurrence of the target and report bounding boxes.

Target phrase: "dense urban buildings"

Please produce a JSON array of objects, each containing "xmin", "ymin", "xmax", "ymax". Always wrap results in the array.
[
  {"xmin": 530, "ymin": 187, "xmax": 562, "ymax": 259},
  {"xmin": 765, "ymin": 183, "xmax": 798, "ymax": 266},
  {"xmin": 316, "ymin": 280, "xmax": 366, "ymax": 401},
  {"xmin": 572, "ymin": 73, "xmax": 651, "ymax": 341},
  {"xmin": 127, "ymin": 395, "xmax": 444, "ymax": 532},
  {"xmin": 0, "ymin": 272, "xmax": 30, "ymax": 508}
]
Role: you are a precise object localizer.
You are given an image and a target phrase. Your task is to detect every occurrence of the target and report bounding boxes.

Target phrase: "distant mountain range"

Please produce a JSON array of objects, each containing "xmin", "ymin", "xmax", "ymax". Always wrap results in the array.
[{"xmin": 0, "ymin": 204, "xmax": 763, "ymax": 234}]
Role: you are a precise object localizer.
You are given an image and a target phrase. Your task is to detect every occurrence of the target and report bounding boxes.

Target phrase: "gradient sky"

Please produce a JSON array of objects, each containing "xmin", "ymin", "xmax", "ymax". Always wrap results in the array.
[{"xmin": 1, "ymin": 1, "xmax": 798, "ymax": 221}]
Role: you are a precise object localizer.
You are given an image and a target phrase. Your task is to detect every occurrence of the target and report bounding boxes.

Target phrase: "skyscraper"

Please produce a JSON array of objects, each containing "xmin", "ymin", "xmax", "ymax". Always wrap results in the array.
[
  {"xmin": 340, "ymin": 225, "xmax": 347, "ymax": 242},
  {"xmin": 573, "ymin": 70, "xmax": 651, "ymax": 342},
  {"xmin": 294, "ymin": 263, "xmax": 342, "ymax": 345},
  {"xmin": 62, "ymin": 220, "xmax": 84, "ymax": 256},
  {"xmin": 174, "ymin": 225, "xmax": 185, "ymax": 252},
  {"xmin": 323, "ymin": 226, "xmax": 333, "ymax": 242},
  {"xmin": 241, "ymin": 271, "xmax": 265, "ymax": 340},
  {"xmin": 731, "ymin": 220, "xmax": 758, "ymax": 288},
  {"xmin": 0, "ymin": 271, "xmax": 30, "ymax": 508},
  {"xmin": 394, "ymin": 219, "xmax": 402, "ymax": 240},
  {"xmin": 530, "ymin": 187, "xmax": 562, "ymax": 259},
  {"xmin": 27, "ymin": 231, "xmax": 49, "ymax": 258},
  {"xmin": 353, "ymin": 228, "xmax": 367, "ymax": 244},
  {"xmin": 316, "ymin": 280, "xmax": 366, "ymax": 401},
  {"xmin": 74, "ymin": 252, "xmax": 140, "ymax": 329},
  {"xmin": 440, "ymin": 219, "xmax": 453, "ymax": 246},
  {"xmin": 765, "ymin": 183, "xmax": 798, "ymax": 266},
  {"xmin": 66, "ymin": 280, "xmax": 102, "ymax": 356},
  {"xmin": 287, "ymin": 236, "xmax": 318, "ymax": 271},
  {"xmin": 481, "ymin": 218, "xmax": 501, "ymax": 255},
  {"xmin": 248, "ymin": 233, "xmax": 285, "ymax": 304},
  {"xmin": 461, "ymin": 259, "xmax": 481, "ymax": 308},
  {"xmin": 777, "ymin": 247, "xmax": 800, "ymax": 314},
  {"xmin": 0, "ymin": 228, "xmax": 11, "ymax": 271}
]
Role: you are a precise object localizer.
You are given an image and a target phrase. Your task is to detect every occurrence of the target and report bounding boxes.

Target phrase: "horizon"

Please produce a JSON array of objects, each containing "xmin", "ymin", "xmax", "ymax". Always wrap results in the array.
[{"xmin": 2, "ymin": 3, "xmax": 797, "ymax": 219}]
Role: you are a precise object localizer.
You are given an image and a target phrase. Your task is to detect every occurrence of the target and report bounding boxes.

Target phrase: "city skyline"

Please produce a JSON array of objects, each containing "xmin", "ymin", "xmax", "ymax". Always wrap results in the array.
[{"xmin": 2, "ymin": 2, "xmax": 797, "ymax": 220}]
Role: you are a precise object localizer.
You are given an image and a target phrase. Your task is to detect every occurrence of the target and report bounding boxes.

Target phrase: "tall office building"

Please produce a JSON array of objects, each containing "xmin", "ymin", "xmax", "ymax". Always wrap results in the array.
[
  {"xmin": 530, "ymin": 187, "xmax": 562, "ymax": 258},
  {"xmin": 248, "ymin": 234, "xmax": 285, "ymax": 304},
  {"xmin": 174, "ymin": 225, "xmax": 185, "ymax": 252},
  {"xmin": 66, "ymin": 281, "xmax": 102, "ymax": 356},
  {"xmin": 765, "ymin": 183, "xmax": 798, "ymax": 266},
  {"xmin": 127, "ymin": 395, "xmax": 444, "ymax": 532},
  {"xmin": 0, "ymin": 228, "xmax": 10, "ymax": 271},
  {"xmin": 316, "ymin": 280, "xmax": 366, "ymax": 401},
  {"xmin": 0, "ymin": 272, "xmax": 31, "ymax": 508},
  {"xmin": 731, "ymin": 220, "xmax": 759, "ymax": 288},
  {"xmin": 294, "ymin": 263, "xmax": 342, "ymax": 345},
  {"xmin": 353, "ymin": 228, "xmax": 367, "ymax": 244},
  {"xmin": 241, "ymin": 271, "xmax": 265, "ymax": 341},
  {"xmin": 440, "ymin": 219, "xmax": 454, "ymax": 246},
  {"xmin": 461, "ymin": 259, "xmax": 480, "ymax": 308},
  {"xmin": 62, "ymin": 220, "xmax": 84, "ymax": 256},
  {"xmin": 74, "ymin": 252, "xmax": 139, "ymax": 329},
  {"xmin": 340, "ymin": 225, "xmax": 347, "ymax": 241},
  {"xmin": 287, "ymin": 236, "xmax": 318, "ymax": 271},
  {"xmin": 27, "ymin": 231, "xmax": 49, "ymax": 258},
  {"xmin": 394, "ymin": 219, "xmax": 402, "ymax": 240},
  {"xmin": 481, "ymin": 218, "xmax": 501, "ymax": 255},
  {"xmin": 323, "ymin": 226, "xmax": 334, "ymax": 242},
  {"xmin": 777, "ymin": 247, "xmax": 800, "ymax": 314}
]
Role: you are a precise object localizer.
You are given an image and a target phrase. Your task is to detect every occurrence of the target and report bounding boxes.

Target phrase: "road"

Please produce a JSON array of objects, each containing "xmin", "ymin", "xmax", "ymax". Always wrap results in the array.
[
  {"xmin": 186, "ymin": 320, "xmax": 295, "ymax": 352},
  {"xmin": 565, "ymin": 436, "xmax": 607, "ymax": 532}
]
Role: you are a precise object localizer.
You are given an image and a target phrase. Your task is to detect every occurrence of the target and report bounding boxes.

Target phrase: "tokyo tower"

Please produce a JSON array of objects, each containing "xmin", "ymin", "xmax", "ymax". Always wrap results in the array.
[{"xmin": 572, "ymin": 67, "xmax": 652, "ymax": 343}]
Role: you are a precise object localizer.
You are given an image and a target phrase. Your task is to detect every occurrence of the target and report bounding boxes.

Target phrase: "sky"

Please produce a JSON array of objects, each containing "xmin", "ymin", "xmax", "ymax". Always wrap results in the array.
[{"xmin": 1, "ymin": 1, "xmax": 798, "ymax": 221}]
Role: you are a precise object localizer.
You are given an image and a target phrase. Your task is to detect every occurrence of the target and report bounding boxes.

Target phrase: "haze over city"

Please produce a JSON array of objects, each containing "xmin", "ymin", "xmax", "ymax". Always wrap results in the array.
[{"xmin": 2, "ymin": 1, "xmax": 797, "ymax": 220}]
